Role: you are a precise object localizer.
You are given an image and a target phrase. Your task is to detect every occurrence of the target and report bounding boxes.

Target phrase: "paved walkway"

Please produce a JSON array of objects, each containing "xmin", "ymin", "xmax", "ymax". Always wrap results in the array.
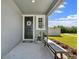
[{"xmin": 3, "ymin": 42, "xmax": 54, "ymax": 59}]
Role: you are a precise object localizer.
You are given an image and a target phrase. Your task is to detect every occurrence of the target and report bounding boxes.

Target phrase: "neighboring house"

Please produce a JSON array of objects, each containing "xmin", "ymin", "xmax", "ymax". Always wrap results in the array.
[
  {"xmin": 48, "ymin": 27, "xmax": 61, "ymax": 36},
  {"xmin": 1, "ymin": 0, "xmax": 63, "ymax": 59}
]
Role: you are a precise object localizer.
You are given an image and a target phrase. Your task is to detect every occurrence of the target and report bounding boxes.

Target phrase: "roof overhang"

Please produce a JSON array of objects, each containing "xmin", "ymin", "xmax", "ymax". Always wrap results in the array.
[
  {"xmin": 13, "ymin": 0, "xmax": 63, "ymax": 15},
  {"xmin": 46, "ymin": 0, "xmax": 63, "ymax": 16}
]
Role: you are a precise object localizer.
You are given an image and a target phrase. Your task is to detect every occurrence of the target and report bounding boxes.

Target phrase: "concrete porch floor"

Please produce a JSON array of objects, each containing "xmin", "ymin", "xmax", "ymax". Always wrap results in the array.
[{"xmin": 3, "ymin": 42, "xmax": 54, "ymax": 59}]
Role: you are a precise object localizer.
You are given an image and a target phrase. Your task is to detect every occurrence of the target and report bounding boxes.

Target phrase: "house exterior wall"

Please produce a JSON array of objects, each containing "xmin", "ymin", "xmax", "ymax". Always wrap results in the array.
[
  {"xmin": 1, "ymin": 0, "xmax": 22, "ymax": 57},
  {"xmin": 48, "ymin": 28, "xmax": 61, "ymax": 36}
]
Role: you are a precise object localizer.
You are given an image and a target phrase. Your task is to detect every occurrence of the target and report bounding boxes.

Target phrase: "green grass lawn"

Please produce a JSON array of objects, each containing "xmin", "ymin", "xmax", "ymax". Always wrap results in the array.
[{"xmin": 48, "ymin": 33, "xmax": 77, "ymax": 49}]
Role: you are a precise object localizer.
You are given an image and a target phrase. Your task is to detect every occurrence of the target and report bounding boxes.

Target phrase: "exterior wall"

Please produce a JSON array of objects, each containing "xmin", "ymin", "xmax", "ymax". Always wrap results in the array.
[
  {"xmin": 1, "ymin": 0, "xmax": 22, "ymax": 58},
  {"xmin": 48, "ymin": 28, "xmax": 61, "ymax": 36}
]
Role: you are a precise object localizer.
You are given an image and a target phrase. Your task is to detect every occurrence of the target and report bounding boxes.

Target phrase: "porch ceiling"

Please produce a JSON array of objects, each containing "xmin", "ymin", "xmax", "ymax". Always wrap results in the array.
[{"xmin": 13, "ymin": 0, "xmax": 63, "ymax": 15}]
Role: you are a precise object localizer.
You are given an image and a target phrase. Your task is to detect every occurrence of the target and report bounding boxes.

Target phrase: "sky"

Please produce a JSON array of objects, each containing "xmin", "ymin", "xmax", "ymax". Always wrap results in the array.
[{"xmin": 48, "ymin": 0, "xmax": 77, "ymax": 27}]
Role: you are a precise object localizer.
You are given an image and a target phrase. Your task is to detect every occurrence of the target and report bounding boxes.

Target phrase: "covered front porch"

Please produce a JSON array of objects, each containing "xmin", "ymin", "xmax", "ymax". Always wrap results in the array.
[
  {"xmin": 3, "ymin": 42, "xmax": 54, "ymax": 59},
  {"xmin": 1, "ymin": 0, "xmax": 67, "ymax": 59},
  {"xmin": 3, "ymin": 40, "xmax": 69, "ymax": 59}
]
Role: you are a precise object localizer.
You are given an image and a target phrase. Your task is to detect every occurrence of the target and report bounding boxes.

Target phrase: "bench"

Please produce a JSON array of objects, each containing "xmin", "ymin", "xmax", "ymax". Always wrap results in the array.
[{"xmin": 42, "ymin": 39, "xmax": 68, "ymax": 59}]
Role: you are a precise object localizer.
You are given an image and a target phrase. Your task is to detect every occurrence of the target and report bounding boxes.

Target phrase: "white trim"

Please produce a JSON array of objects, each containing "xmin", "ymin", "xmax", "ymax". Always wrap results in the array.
[
  {"xmin": 22, "ymin": 15, "xmax": 35, "ymax": 41},
  {"xmin": 23, "ymin": 16, "xmax": 24, "ymax": 41},
  {"xmin": 22, "ymin": 15, "xmax": 35, "ymax": 17}
]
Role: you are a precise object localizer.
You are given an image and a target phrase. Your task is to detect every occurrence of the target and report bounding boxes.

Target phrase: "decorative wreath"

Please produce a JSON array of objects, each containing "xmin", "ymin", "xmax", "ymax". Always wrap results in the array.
[{"xmin": 27, "ymin": 21, "xmax": 31, "ymax": 26}]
